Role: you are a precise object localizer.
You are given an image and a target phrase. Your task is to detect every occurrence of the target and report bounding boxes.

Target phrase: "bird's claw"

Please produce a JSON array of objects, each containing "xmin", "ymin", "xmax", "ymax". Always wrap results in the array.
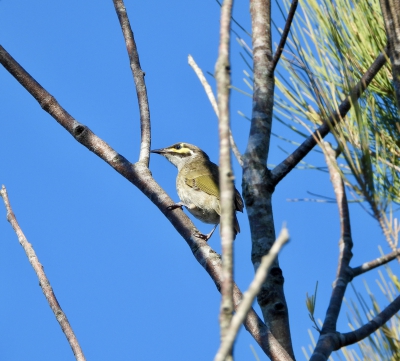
[
  {"xmin": 194, "ymin": 225, "xmax": 218, "ymax": 242},
  {"xmin": 194, "ymin": 232, "xmax": 210, "ymax": 241},
  {"xmin": 166, "ymin": 203, "xmax": 184, "ymax": 211}
]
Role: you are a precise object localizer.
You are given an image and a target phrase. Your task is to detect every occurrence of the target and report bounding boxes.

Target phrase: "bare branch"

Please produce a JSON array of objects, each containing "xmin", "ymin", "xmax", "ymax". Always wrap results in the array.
[
  {"xmin": 113, "ymin": 0, "xmax": 151, "ymax": 166},
  {"xmin": 0, "ymin": 45, "xmax": 290, "ymax": 358},
  {"xmin": 320, "ymin": 142, "xmax": 353, "ymax": 333},
  {"xmin": 309, "ymin": 143, "xmax": 353, "ymax": 361},
  {"xmin": 269, "ymin": 0, "xmax": 298, "ymax": 73},
  {"xmin": 0, "ymin": 186, "xmax": 86, "ymax": 361},
  {"xmin": 215, "ymin": 0, "xmax": 235, "ymax": 356},
  {"xmin": 242, "ymin": 0, "xmax": 295, "ymax": 356},
  {"xmin": 188, "ymin": 55, "xmax": 220, "ymax": 115},
  {"xmin": 306, "ymin": 294, "xmax": 400, "ymax": 361},
  {"xmin": 214, "ymin": 228, "xmax": 291, "ymax": 361},
  {"xmin": 352, "ymin": 249, "xmax": 400, "ymax": 277},
  {"xmin": 379, "ymin": 0, "xmax": 400, "ymax": 112},
  {"xmin": 271, "ymin": 47, "xmax": 388, "ymax": 186},
  {"xmin": 188, "ymin": 55, "xmax": 243, "ymax": 166},
  {"xmin": 339, "ymin": 294, "xmax": 400, "ymax": 347}
]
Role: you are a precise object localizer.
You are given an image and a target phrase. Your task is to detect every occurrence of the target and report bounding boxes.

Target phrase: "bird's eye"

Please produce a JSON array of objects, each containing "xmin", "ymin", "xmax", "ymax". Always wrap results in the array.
[{"xmin": 175, "ymin": 144, "xmax": 182, "ymax": 150}]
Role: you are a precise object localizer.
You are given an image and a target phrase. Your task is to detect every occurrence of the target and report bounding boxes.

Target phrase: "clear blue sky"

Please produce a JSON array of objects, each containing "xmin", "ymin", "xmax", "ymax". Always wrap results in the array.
[{"xmin": 0, "ymin": 1, "xmax": 395, "ymax": 360}]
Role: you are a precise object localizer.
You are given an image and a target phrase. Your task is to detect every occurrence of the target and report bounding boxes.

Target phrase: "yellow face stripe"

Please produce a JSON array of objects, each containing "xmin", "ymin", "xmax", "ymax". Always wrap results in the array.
[{"xmin": 168, "ymin": 143, "xmax": 192, "ymax": 154}]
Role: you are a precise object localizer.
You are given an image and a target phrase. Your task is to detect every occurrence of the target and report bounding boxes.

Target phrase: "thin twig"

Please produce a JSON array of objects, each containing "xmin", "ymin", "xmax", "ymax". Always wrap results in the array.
[
  {"xmin": 320, "ymin": 142, "xmax": 353, "ymax": 333},
  {"xmin": 269, "ymin": 0, "xmax": 298, "ymax": 73},
  {"xmin": 0, "ymin": 186, "xmax": 86, "ymax": 361},
  {"xmin": 339, "ymin": 294, "xmax": 400, "ymax": 347},
  {"xmin": 0, "ymin": 44, "xmax": 289, "ymax": 359},
  {"xmin": 352, "ymin": 249, "xmax": 400, "ymax": 277},
  {"xmin": 188, "ymin": 55, "xmax": 243, "ymax": 166},
  {"xmin": 214, "ymin": 228, "xmax": 290, "ymax": 361},
  {"xmin": 271, "ymin": 47, "xmax": 388, "ymax": 186},
  {"xmin": 113, "ymin": 0, "xmax": 151, "ymax": 166},
  {"xmin": 215, "ymin": 0, "xmax": 235, "ymax": 358},
  {"xmin": 188, "ymin": 55, "xmax": 219, "ymax": 115},
  {"xmin": 309, "ymin": 143, "xmax": 353, "ymax": 361},
  {"xmin": 215, "ymin": 0, "xmax": 252, "ymax": 37},
  {"xmin": 307, "ymin": 295, "xmax": 400, "ymax": 360}
]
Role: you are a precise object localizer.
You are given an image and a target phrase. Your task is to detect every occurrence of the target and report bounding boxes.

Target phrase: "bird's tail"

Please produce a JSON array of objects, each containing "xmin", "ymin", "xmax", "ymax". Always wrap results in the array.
[{"xmin": 233, "ymin": 214, "xmax": 240, "ymax": 240}]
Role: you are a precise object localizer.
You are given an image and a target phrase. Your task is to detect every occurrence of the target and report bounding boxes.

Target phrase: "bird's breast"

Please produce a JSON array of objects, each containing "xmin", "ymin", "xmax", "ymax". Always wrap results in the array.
[{"xmin": 176, "ymin": 175, "xmax": 220, "ymax": 224}]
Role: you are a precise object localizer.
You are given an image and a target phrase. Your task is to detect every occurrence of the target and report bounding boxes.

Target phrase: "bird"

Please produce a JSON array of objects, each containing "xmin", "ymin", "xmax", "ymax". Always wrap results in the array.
[{"xmin": 150, "ymin": 142, "xmax": 244, "ymax": 241}]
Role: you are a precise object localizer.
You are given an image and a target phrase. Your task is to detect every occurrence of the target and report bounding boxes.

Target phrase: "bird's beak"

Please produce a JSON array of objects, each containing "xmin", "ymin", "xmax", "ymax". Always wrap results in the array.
[{"xmin": 150, "ymin": 148, "xmax": 167, "ymax": 155}]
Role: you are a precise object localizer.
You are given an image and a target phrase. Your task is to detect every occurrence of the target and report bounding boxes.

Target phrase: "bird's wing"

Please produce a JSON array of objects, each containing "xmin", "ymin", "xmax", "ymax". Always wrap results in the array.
[
  {"xmin": 185, "ymin": 174, "xmax": 220, "ymax": 199},
  {"xmin": 185, "ymin": 163, "xmax": 220, "ymax": 199},
  {"xmin": 185, "ymin": 162, "xmax": 244, "ymax": 213},
  {"xmin": 234, "ymin": 189, "xmax": 244, "ymax": 212}
]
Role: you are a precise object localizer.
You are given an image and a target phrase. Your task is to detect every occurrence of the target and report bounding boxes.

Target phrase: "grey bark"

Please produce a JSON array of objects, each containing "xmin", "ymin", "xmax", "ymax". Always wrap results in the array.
[
  {"xmin": 243, "ymin": 0, "xmax": 295, "ymax": 358},
  {"xmin": 379, "ymin": 0, "xmax": 400, "ymax": 113}
]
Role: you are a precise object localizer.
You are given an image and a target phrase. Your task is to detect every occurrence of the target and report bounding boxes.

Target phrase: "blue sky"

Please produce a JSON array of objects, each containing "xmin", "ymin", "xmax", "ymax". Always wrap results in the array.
[{"xmin": 0, "ymin": 1, "xmax": 396, "ymax": 360}]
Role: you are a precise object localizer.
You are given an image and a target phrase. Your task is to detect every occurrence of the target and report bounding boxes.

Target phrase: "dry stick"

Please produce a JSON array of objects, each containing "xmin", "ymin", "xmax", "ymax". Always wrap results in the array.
[
  {"xmin": 269, "ymin": 0, "xmax": 298, "ymax": 73},
  {"xmin": 271, "ymin": 47, "xmax": 388, "ymax": 186},
  {"xmin": 215, "ymin": 0, "xmax": 235, "ymax": 358},
  {"xmin": 214, "ymin": 228, "xmax": 290, "ymax": 361},
  {"xmin": 0, "ymin": 186, "xmax": 86, "ymax": 361},
  {"xmin": 188, "ymin": 55, "xmax": 243, "ymax": 166},
  {"xmin": 0, "ymin": 45, "xmax": 289, "ymax": 361},
  {"xmin": 113, "ymin": 0, "xmax": 151, "ymax": 167},
  {"xmin": 352, "ymin": 249, "xmax": 400, "ymax": 277},
  {"xmin": 309, "ymin": 143, "xmax": 354, "ymax": 361}
]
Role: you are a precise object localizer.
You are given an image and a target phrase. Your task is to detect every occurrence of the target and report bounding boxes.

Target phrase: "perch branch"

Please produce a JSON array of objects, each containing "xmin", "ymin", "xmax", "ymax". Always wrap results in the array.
[{"xmin": 0, "ymin": 44, "xmax": 290, "ymax": 361}]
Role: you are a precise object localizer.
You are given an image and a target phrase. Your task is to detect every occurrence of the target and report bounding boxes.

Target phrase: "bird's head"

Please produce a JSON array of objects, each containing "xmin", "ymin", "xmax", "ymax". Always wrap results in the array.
[{"xmin": 151, "ymin": 142, "xmax": 210, "ymax": 170}]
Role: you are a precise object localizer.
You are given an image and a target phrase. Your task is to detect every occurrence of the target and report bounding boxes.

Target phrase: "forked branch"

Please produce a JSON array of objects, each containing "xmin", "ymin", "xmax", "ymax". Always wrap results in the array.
[
  {"xmin": 243, "ymin": 0, "xmax": 295, "ymax": 357},
  {"xmin": 113, "ymin": 0, "xmax": 151, "ymax": 166}
]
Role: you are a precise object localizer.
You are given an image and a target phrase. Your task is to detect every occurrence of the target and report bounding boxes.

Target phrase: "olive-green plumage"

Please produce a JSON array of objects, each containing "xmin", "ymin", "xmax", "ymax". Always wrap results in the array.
[{"xmin": 151, "ymin": 142, "xmax": 244, "ymax": 240}]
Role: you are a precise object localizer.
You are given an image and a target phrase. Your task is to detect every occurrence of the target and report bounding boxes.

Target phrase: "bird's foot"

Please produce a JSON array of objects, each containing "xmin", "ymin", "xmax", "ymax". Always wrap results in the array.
[
  {"xmin": 166, "ymin": 202, "xmax": 185, "ymax": 211},
  {"xmin": 194, "ymin": 224, "xmax": 218, "ymax": 242}
]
